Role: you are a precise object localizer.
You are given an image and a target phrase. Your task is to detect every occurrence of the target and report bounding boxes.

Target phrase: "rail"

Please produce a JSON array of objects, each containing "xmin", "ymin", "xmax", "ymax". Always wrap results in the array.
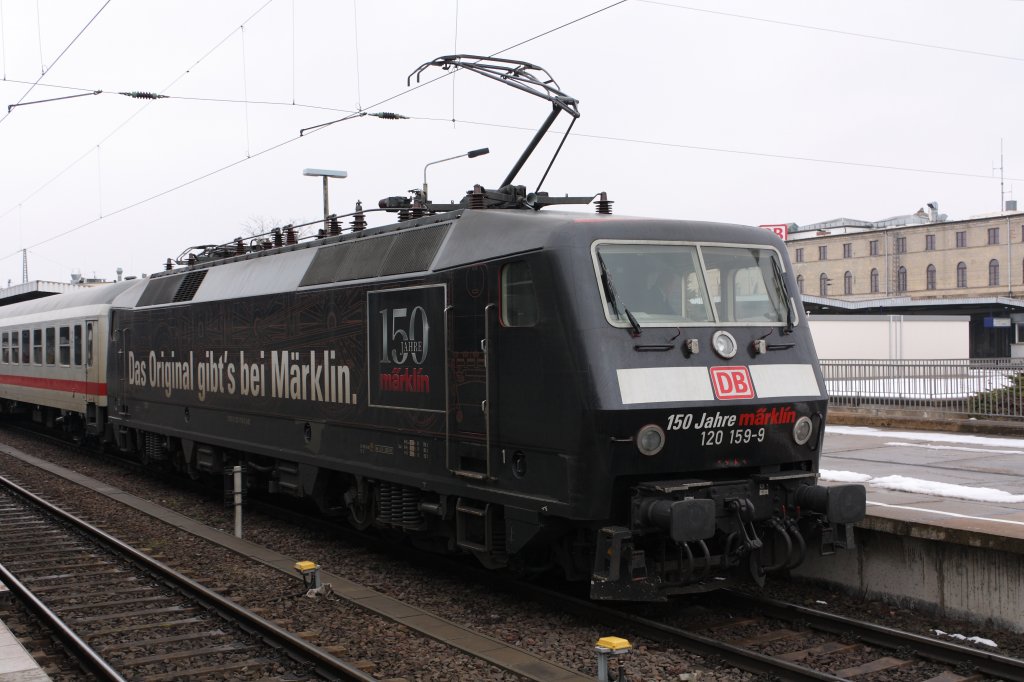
[{"xmin": 821, "ymin": 358, "xmax": 1024, "ymax": 419}]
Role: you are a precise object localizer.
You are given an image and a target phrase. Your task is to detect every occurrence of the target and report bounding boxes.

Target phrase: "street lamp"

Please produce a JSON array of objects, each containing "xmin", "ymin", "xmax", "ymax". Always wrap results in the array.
[
  {"xmin": 422, "ymin": 148, "xmax": 489, "ymax": 203},
  {"xmin": 303, "ymin": 168, "xmax": 348, "ymax": 232}
]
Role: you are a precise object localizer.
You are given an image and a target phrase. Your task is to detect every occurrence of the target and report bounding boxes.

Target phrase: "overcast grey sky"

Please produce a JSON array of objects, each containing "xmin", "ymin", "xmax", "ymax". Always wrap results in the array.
[{"xmin": 0, "ymin": 0, "xmax": 1021, "ymax": 284}]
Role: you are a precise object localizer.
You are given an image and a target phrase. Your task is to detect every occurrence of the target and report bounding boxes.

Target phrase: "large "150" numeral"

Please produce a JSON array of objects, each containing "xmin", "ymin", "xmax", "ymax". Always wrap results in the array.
[{"xmin": 379, "ymin": 306, "xmax": 430, "ymax": 365}]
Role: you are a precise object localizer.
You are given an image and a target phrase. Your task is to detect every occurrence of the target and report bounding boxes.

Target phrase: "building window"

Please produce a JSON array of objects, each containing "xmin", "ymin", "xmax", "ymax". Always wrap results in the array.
[
  {"xmin": 989, "ymin": 259, "xmax": 1000, "ymax": 286},
  {"xmin": 925, "ymin": 234, "xmax": 935, "ymax": 251},
  {"xmin": 870, "ymin": 268, "xmax": 879, "ymax": 293},
  {"xmin": 819, "ymin": 273, "xmax": 829, "ymax": 297},
  {"xmin": 818, "ymin": 245, "xmax": 827, "ymax": 261},
  {"xmin": 956, "ymin": 231, "xmax": 967, "ymax": 248},
  {"xmin": 843, "ymin": 243, "xmax": 852, "ymax": 259},
  {"xmin": 956, "ymin": 261, "xmax": 967, "ymax": 288},
  {"xmin": 896, "ymin": 266, "xmax": 907, "ymax": 293},
  {"xmin": 795, "ymin": 248, "xmax": 804, "ymax": 263},
  {"xmin": 894, "ymin": 236, "xmax": 906, "ymax": 254},
  {"xmin": 988, "ymin": 227, "xmax": 1000, "ymax": 245},
  {"xmin": 869, "ymin": 240, "xmax": 879, "ymax": 256},
  {"xmin": 796, "ymin": 274, "xmax": 804, "ymax": 294},
  {"xmin": 843, "ymin": 271, "xmax": 853, "ymax": 295},
  {"xmin": 926, "ymin": 264, "xmax": 936, "ymax": 290}
]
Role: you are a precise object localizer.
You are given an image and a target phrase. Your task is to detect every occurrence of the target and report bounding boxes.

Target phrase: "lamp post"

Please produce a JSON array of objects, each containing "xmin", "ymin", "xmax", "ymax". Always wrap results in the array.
[
  {"xmin": 422, "ymin": 148, "xmax": 489, "ymax": 204},
  {"xmin": 303, "ymin": 168, "xmax": 348, "ymax": 232}
]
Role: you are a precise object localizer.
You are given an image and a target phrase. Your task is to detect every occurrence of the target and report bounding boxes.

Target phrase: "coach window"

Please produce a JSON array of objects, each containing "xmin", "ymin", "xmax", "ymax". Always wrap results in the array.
[
  {"xmin": 501, "ymin": 261, "xmax": 539, "ymax": 327},
  {"xmin": 11, "ymin": 331, "xmax": 20, "ymax": 364},
  {"xmin": 74, "ymin": 325, "xmax": 83, "ymax": 366},
  {"xmin": 45, "ymin": 328, "xmax": 56, "ymax": 365},
  {"xmin": 1, "ymin": 332, "xmax": 8, "ymax": 363},
  {"xmin": 21, "ymin": 330, "xmax": 31, "ymax": 364},
  {"xmin": 59, "ymin": 326, "xmax": 71, "ymax": 366},
  {"xmin": 33, "ymin": 329, "xmax": 43, "ymax": 365}
]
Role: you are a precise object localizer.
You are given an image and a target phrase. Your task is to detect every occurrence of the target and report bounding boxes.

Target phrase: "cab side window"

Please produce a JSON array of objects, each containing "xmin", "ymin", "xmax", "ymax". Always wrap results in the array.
[{"xmin": 500, "ymin": 261, "xmax": 539, "ymax": 327}]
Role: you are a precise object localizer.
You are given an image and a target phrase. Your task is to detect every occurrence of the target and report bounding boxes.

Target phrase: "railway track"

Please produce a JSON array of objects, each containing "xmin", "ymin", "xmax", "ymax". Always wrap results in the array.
[
  {"xmin": 5, "ymin": 426, "xmax": 1024, "ymax": 681},
  {"xmin": 504, "ymin": 580, "xmax": 1024, "ymax": 681},
  {"xmin": 0, "ymin": 472, "xmax": 375, "ymax": 682}
]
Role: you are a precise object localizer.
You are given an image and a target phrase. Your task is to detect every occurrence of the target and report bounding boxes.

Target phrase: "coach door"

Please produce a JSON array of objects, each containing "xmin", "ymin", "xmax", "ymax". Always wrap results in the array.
[{"xmin": 83, "ymin": 319, "xmax": 104, "ymax": 429}]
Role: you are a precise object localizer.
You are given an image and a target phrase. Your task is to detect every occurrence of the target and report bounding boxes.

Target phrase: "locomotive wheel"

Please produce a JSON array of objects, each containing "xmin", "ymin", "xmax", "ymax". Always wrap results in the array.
[
  {"xmin": 348, "ymin": 499, "xmax": 374, "ymax": 530},
  {"xmin": 472, "ymin": 549, "xmax": 509, "ymax": 570},
  {"xmin": 748, "ymin": 552, "xmax": 766, "ymax": 587}
]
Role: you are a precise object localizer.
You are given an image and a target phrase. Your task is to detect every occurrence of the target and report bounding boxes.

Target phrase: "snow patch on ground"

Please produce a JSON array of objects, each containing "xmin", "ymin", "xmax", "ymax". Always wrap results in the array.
[{"xmin": 818, "ymin": 470, "xmax": 1024, "ymax": 503}]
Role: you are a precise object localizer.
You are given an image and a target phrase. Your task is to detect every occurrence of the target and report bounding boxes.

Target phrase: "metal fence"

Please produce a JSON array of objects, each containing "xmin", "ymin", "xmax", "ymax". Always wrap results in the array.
[{"xmin": 820, "ymin": 358, "xmax": 1024, "ymax": 419}]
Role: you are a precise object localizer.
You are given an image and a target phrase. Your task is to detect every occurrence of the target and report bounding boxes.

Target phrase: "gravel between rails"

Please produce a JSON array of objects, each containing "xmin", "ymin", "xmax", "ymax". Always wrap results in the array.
[{"xmin": 3, "ymin": 427, "xmax": 1022, "ymax": 681}]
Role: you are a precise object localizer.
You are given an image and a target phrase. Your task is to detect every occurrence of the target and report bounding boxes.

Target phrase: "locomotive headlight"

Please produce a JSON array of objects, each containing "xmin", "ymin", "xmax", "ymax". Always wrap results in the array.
[
  {"xmin": 636, "ymin": 424, "xmax": 666, "ymax": 456},
  {"xmin": 711, "ymin": 330, "xmax": 738, "ymax": 359},
  {"xmin": 793, "ymin": 416, "xmax": 814, "ymax": 445}
]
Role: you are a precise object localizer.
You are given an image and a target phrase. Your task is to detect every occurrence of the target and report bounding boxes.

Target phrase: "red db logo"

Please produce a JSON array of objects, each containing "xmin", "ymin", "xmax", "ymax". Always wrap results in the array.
[{"xmin": 710, "ymin": 366, "xmax": 756, "ymax": 400}]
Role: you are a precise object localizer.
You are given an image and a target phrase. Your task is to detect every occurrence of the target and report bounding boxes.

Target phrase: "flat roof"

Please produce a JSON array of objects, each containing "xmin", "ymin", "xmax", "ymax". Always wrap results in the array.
[
  {"xmin": 0, "ymin": 280, "xmax": 108, "ymax": 306},
  {"xmin": 802, "ymin": 293, "xmax": 1024, "ymax": 317}
]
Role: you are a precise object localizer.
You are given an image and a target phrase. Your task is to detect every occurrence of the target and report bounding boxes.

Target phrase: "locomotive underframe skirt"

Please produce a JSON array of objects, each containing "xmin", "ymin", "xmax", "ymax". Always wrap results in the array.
[{"xmin": 590, "ymin": 474, "xmax": 865, "ymax": 601}]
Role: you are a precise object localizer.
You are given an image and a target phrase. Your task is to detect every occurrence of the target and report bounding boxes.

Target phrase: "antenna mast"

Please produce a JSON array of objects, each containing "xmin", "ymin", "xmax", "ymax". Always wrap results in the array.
[
  {"xmin": 995, "ymin": 138, "xmax": 1005, "ymax": 212},
  {"xmin": 21, "ymin": 249, "xmax": 28, "ymax": 284}
]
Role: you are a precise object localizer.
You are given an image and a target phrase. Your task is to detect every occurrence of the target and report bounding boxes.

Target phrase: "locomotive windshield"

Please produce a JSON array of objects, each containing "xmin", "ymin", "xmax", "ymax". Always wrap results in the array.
[{"xmin": 593, "ymin": 241, "xmax": 790, "ymax": 327}]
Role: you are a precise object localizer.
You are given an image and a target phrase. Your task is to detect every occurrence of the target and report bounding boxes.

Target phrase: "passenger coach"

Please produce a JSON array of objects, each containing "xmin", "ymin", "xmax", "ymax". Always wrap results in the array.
[{"xmin": 0, "ymin": 281, "xmax": 141, "ymax": 434}]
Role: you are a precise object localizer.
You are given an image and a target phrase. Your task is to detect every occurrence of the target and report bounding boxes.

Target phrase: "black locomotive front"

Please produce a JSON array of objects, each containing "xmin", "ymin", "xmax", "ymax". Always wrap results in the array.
[{"xmin": 548, "ymin": 220, "xmax": 865, "ymax": 600}]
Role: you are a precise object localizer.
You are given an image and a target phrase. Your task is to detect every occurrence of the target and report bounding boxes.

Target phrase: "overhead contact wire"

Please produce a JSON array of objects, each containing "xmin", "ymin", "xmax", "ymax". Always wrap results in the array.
[
  {"xmin": 352, "ymin": 0, "xmax": 362, "ymax": 111},
  {"xmin": 0, "ymin": 0, "xmax": 112, "ymax": 129},
  {"xmin": 6, "ymin": 132, "xmax": 304, "ymax": 260},
  {"xmin": 639, "ymin": 0, "xmax": 1024, "ymax": 63},
  {"xmin": 241, "ymin": 24, "xmax": 251, "ymax": 157},
  {"xmin": 0, "ymin": 0, "xmax": 276, "ymax": 221}
]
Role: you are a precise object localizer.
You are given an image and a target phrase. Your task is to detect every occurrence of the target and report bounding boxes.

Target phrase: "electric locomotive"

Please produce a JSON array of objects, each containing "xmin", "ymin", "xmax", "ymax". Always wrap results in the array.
[{"xmin": 0, "ymin": 56, "xmax": 865, "ymax": 601}]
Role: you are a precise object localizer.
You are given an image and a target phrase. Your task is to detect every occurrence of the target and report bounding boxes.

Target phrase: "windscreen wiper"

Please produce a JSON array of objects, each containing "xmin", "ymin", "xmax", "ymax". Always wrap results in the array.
[
  {"xmin": 770, "ymin": 255, "xmax": 795, "ymax": 334},
  {"xmin": 596, "ymin": 252, "xmax": 641, "ymax": 336}
]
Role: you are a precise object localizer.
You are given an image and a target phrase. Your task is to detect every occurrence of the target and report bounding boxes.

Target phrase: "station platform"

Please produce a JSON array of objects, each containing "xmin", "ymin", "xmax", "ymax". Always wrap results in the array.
[
  {"xmin": 0, "ymin": 583, "xmax": 51, "ymax": 682},
  {"xmin": 799, "ymin": 424, "xmax": 1024, "ymax": 631},
  {"xmin": 820, "ymin": 424, "xmax": 1024, "ymax": 548}
]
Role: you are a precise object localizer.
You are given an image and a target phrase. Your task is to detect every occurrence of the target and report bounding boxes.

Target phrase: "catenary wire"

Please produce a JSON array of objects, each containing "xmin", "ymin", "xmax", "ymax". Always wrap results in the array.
[
  {"xmin": 0, "ymin": 1, "xmax": 629, "ymax": 263},
  {"xmin": 0, "ymin": 0, "xmax": 112, "ymax": 128},
  {"xmin": 0, "ymin": 0, "xmax": 278, "ymax": 222},
  {"xmin": 408, "ymin": 113, "xmax": 1024, "ymax": 183},
  {"xmin": 638, "ymin": 0, "xmax": 1024, "ymax": 63},
  {"xmin": 4, "ymin": 0, "xmax": 1014, "ymax": 268}
]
